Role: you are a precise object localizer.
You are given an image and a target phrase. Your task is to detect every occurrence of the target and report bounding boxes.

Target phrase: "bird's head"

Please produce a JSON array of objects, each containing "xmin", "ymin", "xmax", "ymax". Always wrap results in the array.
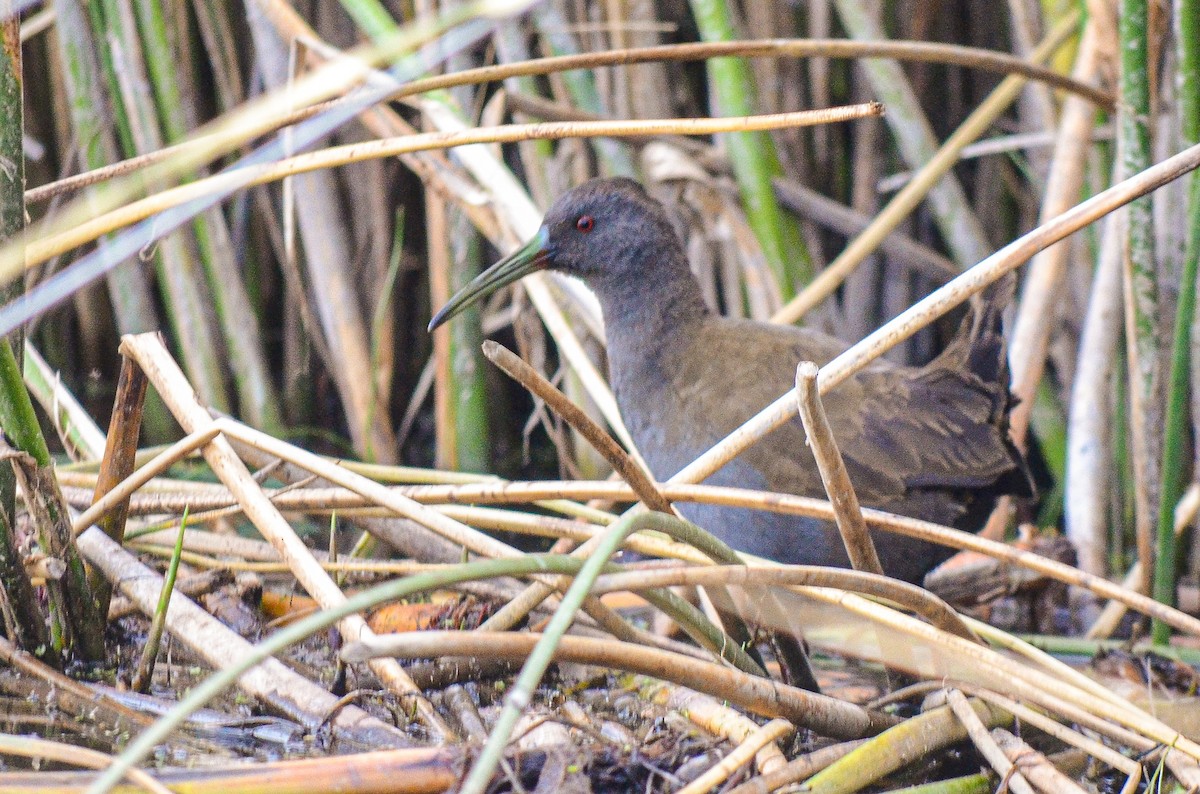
[{"xmin": 428, "ymin": 178, "xmax": 681, "ymax": 331}]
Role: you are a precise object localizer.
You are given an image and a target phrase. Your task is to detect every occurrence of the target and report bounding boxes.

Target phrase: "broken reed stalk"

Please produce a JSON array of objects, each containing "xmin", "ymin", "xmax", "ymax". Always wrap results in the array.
[
  {"xmin": 674, "ymin": 718, "xmax": 794, "ymax": 794},
  {"xmin": 794, "ymin": 362, "xmax": 882, "ymax": 575},
  {"xmin": 991, "ymin": 728, "xmax": 1092, "ymax": 794},
  {"xmin": 88, "ymin": 354, "xmax": 148, "ymax": 617},
  {"xmin": 70, "ymin": 426, "xmax": 222, "ymax": 534},
  {"xmin": 7, "ymin": 447, "xmax": 105, "ymax": 662}
]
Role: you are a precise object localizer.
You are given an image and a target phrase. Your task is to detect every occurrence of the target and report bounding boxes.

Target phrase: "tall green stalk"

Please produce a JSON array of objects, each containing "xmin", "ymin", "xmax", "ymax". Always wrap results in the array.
[
  {"xmin": 0, "ymin": 341, "xmax": 104, "ymax": 661},
  {"xmin": 1152, "ymin": 0, "xmax": 1200, "ymax": 642},
  {"xmin": 131, "ymin": 0, "xmax": 283, "ymax": 433},
  {"xmin": 447, "ymin": 210, "xmax": 491, "ymax": 473},
  {"xmin": 687, "ymin": 0, "xmax": 812, "ymax": 295},
  {"xmin": 87, "ymin": 0, "xmax": 231, "ymax": 415},
  {"xmin": 1117, "ymin": 0, "xmax": 1162, "ymax": 601},
  {"xmin": 0, "ymin": 10, "xmax": 53, "ymax": 660},
  {"xmin": 51, "ymin": 0, "xmax": 174, "ymax": 441},
  {"xmin": 342, "ymin": 0, "xmax": 492, "ymax": 471}
]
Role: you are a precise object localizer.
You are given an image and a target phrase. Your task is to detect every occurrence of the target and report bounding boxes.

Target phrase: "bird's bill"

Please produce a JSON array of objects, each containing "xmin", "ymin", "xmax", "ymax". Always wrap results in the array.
[{"xmin": 427, "ymin": 227, "xmax": 550, "ymax": 331}]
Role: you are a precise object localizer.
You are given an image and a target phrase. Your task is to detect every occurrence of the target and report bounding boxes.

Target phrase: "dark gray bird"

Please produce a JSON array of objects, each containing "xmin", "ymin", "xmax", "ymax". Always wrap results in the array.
[{"xmin": 430, "ymin": 178, "xmax": 1032, "ymax": 583}]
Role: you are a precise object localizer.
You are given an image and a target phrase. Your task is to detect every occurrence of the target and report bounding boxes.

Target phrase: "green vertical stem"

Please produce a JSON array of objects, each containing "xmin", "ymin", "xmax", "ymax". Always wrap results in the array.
[
  {"xmin": 131, "ymin": 0, "xmax": 283, "ymax": 433},
  {"xmin": 448, "ymin": 209, "xmax": 490, "ymax": 473},
  {"xmin": 0, "ymin": 341, "xmax": 104, "ymax": 661},
  {"xmin": 52, "ymin": 0, "xmax": 160, "ymax": 333},
  {"xmin": 1117, "ymin": 0, "xmax": 1161, "ymax": 599},
  {"xmin": 50, "ymin": 0, "xmax": 173, "ymax": 441},
  {"xmin": 688, "ymin": 0, "xmax": 811, "ymax": 295},
  {"xmin": 89, "ymin": 0, "xmax": 231, "ymax": 415},
  {"xmin": 131, "ymin": 508, "xmax": 187, "ymax": 692},
  {"xmin": 343, "ymin": 0, "xmax": 491, "ymax": 471},
  {"xmin": 1152, "ymin": 0, "xmax": 1200, "ymax": 643},
  {"xmin": 0, "ymin": 8, "xmax": 52, "ymax": 660},
  {"xmin": 1033, "ymin": 379, "xmax": 1067, "ymax": 528},
  {"xmin": 445, "ymin": 7, "xmax": 489, "ymax": 474}
]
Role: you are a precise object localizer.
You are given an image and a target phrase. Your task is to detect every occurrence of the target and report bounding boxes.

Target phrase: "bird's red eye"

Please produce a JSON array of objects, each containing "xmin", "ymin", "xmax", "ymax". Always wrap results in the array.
[{"xmin": 576, "ymin": 215, "xmax": 594, "ymax": 232}]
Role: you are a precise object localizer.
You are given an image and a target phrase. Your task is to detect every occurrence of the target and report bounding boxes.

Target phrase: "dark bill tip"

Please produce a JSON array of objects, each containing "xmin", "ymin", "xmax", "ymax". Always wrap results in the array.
[{"xmin": 427, "ymin": 227, "xmax": 550, "ymax": 332}]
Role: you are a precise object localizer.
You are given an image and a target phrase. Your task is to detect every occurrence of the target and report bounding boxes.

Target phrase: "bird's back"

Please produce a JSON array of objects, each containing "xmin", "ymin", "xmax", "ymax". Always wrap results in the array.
[{"xmin": 612, "ymin": 307, "xmax": 1029, "ymax": 583}]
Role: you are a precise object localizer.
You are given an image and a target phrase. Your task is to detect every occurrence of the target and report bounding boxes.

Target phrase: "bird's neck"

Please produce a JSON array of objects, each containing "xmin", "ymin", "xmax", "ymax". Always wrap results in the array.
[{"xmin": 592, "ymin": 255, "xmax": 711, "ymax": 377}]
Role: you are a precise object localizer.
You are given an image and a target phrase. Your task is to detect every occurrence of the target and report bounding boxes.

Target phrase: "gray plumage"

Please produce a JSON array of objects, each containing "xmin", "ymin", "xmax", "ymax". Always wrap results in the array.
[{"xmin": 433, "ymin": 178, "xmax": 1033, "ymax": 584}]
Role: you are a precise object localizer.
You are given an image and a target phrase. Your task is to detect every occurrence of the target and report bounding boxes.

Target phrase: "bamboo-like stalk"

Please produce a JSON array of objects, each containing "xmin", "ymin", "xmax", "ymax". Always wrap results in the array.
[
  {"xmin": 1007, "ymin": 20, "xmax": 1101, "ymax": 449},
  {"xmin": 1066, "ymin": 213, "xmax": 1123, "ymax": 577},
  {"xmin": 1153, "ymin": 0, "xmax": 1200, "ymax": 642},
  {"xmin": 49, "ymin": 0, "xmax": 161, "ymax": 337},
  {"xmin": 1118, "ymin": 0, "xmax": 1162, "ymax": 597},
  {"xmin": 444, "ymin": 108, "xmax": 491, "ymax": 477},
  {"xmin": 803, "ymin": 698, "xmax": 1011, "ymax": 793},
  {"xmin": 131, "ymin": 0, "xmax": 283, "ymax": 433},
  {"xmin": 688, "ymin": 0, "xmax": 811, "ymax": 295},
  {"xmin": 89, "ymin": 0, "xmax": 231, "ymax": 413},
  {"xmin": 0, "ymin": 345, "xmax": 52, "ymax": 658},
  {"xmin": 0, "ymin": 5, "xmax": 49, "ymax": 660}
]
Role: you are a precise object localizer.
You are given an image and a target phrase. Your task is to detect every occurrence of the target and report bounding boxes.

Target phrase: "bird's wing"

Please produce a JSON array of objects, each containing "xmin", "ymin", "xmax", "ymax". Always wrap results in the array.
[{"xmin": 674, "ymin": 319, "xmax": 1024, "ymax": 521}]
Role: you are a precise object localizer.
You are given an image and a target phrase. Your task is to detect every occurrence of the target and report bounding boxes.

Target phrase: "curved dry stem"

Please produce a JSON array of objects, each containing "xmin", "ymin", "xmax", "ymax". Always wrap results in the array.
[
  {"xmin": 26, "ymin": 106, "xmax": 881, "ymax": 270},
  {"xmin": 25, "ymin": 38, "xmax": 1110, "ymax": 207},
  {"xmin": 341, "ymin": 631, "xmax": 898, "ymax": 739},
  {"xmin": 590, "ymin": 564, "xmax": 977, "ymax": 641}
]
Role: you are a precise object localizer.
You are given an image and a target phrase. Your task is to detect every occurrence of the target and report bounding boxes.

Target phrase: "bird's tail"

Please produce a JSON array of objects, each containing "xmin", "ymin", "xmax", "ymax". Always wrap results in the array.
[
  {"xmin": 952, "ymin": 273, "xmax": 1036, "ymax": 499},
  {"xmin": 934, "ymin": 273, "xmax": 1015, "ymax": 388}
]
